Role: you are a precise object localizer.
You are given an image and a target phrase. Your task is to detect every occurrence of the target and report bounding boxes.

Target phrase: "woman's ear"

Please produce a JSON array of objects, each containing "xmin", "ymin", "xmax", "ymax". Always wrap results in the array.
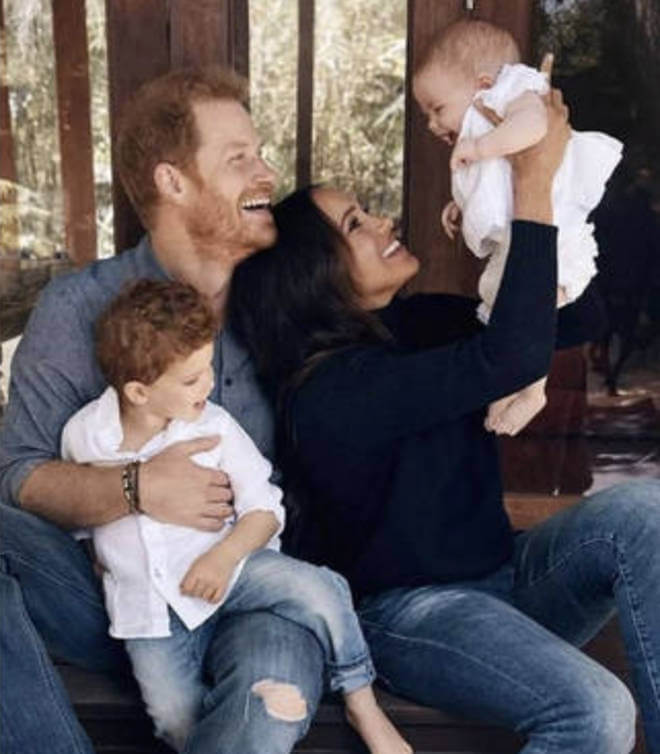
[
  {"xmin": 123, "ymin": 381, "xmax": 149, "ymax": 407},
  {"xmin": 153, "ymin": 162, "xmax": 187, "ymax": 204}
]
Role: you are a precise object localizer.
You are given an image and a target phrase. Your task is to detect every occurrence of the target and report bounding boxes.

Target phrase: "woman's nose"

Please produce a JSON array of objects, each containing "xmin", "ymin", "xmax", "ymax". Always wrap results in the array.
[{"xmin": 377, "ymin": 215, "xmax": 394, "ymax": 233}]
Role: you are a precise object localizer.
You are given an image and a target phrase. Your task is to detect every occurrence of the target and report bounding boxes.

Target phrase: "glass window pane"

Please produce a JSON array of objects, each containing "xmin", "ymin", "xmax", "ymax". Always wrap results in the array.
[
  {"xmin": 313, "ymin": 0, "xmax": 406, "ymax": 219},
  {"xmin": 249, "ymin": 0, "xmax": 298, "ymax": 200}
]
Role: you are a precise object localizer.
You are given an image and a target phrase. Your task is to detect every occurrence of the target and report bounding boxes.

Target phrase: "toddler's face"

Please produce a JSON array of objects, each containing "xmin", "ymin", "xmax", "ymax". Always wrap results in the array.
[
  {"xmin": 413, "ymin": 62, "xmax": 476, "ymax": 146},
  {"xmin": 141, "ymin": 342, "xmax": 215, "ymax": 424}
]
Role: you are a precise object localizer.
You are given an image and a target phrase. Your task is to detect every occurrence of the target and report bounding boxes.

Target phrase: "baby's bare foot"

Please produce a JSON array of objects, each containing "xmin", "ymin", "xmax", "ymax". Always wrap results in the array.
[
  {"xmin": 345, "ymin": 688, "xmax": 413, "ymax": 754},
  {"xmin": 490, "ymin": 388, "xmax": 547, "ymax": 436},
  {"xmin": 485, "ymin": 394, "xmax": 516, "ymax": 432}
]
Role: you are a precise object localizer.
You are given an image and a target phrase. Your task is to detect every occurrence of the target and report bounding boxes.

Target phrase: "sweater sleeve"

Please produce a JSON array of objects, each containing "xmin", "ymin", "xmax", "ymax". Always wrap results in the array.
[{"xmin": 293, "ymin": 221, "xmax": 557, "ymax": 449}]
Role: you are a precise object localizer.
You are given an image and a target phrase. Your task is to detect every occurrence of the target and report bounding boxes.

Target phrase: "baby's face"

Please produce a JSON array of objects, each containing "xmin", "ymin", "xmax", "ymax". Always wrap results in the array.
[{"xmin": 413, "ymin": 62, "xmax": 477, "ymax": 146}]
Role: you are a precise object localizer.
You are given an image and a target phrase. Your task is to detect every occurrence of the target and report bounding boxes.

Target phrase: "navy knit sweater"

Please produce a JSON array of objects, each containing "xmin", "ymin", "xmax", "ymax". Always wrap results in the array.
[{"xmin": 287, "ymin": 221, "xmax": 604, "ymax": 598}]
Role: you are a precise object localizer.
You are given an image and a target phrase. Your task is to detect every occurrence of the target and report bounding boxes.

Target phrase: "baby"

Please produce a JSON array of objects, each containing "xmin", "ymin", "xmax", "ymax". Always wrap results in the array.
[
  {"xmin": 413, "ymin": 19, "xmax": 622, "ymax": 435},
  {"xmin": 61, "ymin": 280, "xmax": 410, "ymax": 754}
]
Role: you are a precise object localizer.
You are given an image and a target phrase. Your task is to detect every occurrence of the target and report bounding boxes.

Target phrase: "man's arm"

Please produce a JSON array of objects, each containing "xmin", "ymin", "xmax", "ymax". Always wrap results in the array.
[
  {"xmin": 20, "ymin": 435, "xmax": 232, "ymax": 531},
  {"xmin": 1, "ymin": 278, "xmax": 232, "ymax": 531}
]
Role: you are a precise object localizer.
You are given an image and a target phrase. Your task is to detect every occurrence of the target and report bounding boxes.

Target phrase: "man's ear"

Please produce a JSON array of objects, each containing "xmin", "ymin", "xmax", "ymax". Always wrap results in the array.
[
  {"xmin": 477, "ymin": 73, "xmax": 494, "ymax": 90},
  {"xmin": 123, "ymin": 380, "xmax": 149, "ymax": 407},
  {"xmin": 153, "ymin": 162, "xmax": 188, "ymax": 204}
]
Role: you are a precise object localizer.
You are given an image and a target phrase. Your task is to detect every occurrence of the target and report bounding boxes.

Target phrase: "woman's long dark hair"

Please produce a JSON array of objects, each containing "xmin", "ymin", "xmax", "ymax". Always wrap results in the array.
[
  {"xmin": 229, "ymin": 187, "xmax": 391, "ymax": 559},
  {"xmin": 230, "ymin": 186, "xmax": 390, "ymax": 406}
]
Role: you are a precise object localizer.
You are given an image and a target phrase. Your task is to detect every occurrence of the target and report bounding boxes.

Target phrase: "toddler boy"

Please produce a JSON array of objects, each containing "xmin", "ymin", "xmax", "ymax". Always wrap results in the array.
[{"xmin": 61, "ymin": 279, "xmax": 410, "ymax": 754}]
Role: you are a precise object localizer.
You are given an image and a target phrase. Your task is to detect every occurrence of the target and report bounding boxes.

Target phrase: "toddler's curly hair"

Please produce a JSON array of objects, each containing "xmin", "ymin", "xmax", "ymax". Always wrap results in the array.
[{"xmin": 96, "ymin": 279, "xmax": 217, "ymax": 391}]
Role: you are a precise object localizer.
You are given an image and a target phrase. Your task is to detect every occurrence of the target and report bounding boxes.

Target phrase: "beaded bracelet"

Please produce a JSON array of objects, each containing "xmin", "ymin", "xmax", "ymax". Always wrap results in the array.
[{"xmin": 121, "ymin": 460, "xmax": 142, "ymax": 514}]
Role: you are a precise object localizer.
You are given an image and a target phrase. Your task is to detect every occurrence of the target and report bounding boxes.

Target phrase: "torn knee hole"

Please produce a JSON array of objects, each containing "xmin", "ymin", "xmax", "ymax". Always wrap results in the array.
[{"xmin": 251, "ymin": 679, "xmax": 307, "ymax": 722}]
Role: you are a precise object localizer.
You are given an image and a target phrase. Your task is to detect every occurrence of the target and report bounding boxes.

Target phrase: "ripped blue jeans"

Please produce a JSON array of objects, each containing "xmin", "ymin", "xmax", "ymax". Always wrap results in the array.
[{"xmin": 126, "ymin": 548, "xmax": 375, "ymax": 752}]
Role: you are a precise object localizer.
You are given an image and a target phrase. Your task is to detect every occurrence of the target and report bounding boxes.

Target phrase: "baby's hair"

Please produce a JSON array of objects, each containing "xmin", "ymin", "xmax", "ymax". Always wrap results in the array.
[
  {"xmin": 96, "ymin": 279, "xmax": 217, "ymax": 392},
  {"xmin": 417, "ymin": 19, "xmax": 520, "ymax": 81}
]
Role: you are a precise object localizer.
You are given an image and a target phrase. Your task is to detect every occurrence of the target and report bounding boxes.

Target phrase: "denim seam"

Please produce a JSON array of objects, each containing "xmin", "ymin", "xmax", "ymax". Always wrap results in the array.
[
  {"xmin": 360, "ymin": 618, "xmax": 548, "ymax": 704},
  {"xmin": 614, "ymin": 539, "xmax": 660, "ymax": 712},
  {"xmin": 3, "ymin": 548, "xmax": 104, "ymax": 610},
  {"xmin": 12, "ymin": 578, "xmax": 90, "ymax": 753},
  {"xmin": 361, "ymin": 619, "xmax": 558, "ymax": 751},
  {"xmin": 519, "ymin": 535, "xmax": 616, "ymax": 590}
]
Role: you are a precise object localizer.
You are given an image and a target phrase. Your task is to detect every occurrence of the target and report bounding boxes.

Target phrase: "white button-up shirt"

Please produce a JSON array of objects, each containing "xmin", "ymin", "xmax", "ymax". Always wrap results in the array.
[{"xmin": 61, "ymin": 387, "xmax": 284, "ymax": 639}]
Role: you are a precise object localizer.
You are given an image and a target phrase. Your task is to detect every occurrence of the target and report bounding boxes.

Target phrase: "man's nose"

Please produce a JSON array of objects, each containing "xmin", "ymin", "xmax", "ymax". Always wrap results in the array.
[{"xmin": 256, "ymin": 155, "xmax": 277, "ymax": 183}]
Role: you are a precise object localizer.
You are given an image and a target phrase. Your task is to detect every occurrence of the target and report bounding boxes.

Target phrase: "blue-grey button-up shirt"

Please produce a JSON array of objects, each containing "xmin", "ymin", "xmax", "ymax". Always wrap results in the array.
[{"xmin": 0, "ymin": 236, "xmax": 275, "ymax": 507}]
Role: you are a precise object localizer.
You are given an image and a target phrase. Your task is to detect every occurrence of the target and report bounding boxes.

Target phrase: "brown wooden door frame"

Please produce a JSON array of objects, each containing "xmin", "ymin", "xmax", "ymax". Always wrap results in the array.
[{"xmin": 403, "ymin": 0, "xmax": 533, "ymax": 296}]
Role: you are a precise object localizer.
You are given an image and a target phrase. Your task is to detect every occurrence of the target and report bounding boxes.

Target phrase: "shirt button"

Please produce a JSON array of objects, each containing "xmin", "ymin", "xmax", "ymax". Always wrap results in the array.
[
  {"xmin": 224, "ymin": 377, "xmax": 233, "ymax": 387},
  {"xmin": 153, "ymin": 568, "xmax": 163, "ymax": 579}
]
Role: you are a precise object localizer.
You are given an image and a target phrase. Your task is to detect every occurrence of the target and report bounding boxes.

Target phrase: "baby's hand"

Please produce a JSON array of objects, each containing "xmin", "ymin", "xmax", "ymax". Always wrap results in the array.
[
  {"xmin": 441, "ymin": 200, "xmax": 461, "ymax": 240},
  {"xmin": 450, "ymin": 138, "xmax": 481, "ymax": 171},
  {"xmin": 180, "ymin": 543, "xmax": 237, "ymax": 604}
]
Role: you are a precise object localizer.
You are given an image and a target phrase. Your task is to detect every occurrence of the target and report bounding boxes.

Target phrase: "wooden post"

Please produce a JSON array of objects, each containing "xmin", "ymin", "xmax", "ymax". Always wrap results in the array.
[
  {"xmin": 403, "ymin": 0, "xmax": 532, "ymax": 296},
  {"xmin": 105, "ymin": 0, "xmax": 250, "ymax": 254},
  {"xmin": 296, "ymin": 0, "xmax": 314, "ymax": 188},
  {"xmin": 0, "ymin": 0, "xmax": 19, "ymax": 255},
  {"xmin": 51, "ymin": 0, "xmax": 97, "ymax": 266}
]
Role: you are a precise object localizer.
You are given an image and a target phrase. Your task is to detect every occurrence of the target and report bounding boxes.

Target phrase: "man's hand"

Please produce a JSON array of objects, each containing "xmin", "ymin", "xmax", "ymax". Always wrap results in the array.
[
  {"xmin": 441, "ymin": 200, "xmax": 462, "ymax": 240},
  {"xmin": 139, "ymin": 436, "xmax": 234, "ymax": 531},
  {"xmin": 180, "ymin": 542, "xmax": 238, "ymax": 603},
  {"xmin": 450, "ymin": 138, "xmax": 481, "ymax": 171}
]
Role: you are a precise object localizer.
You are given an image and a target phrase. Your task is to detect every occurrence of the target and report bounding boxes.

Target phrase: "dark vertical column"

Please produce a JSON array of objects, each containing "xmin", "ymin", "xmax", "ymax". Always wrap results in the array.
[
  {"xmin": 296, "ymin": 0, "xmax": 314, "ymax": 188},
  {"xmin": 0, "ymin": 0, "xmax": 16, "ymax": 185},
  {"xmin": 403, "ymin": 0, "xmax": 532, "ymax": 296},
  {"xmin": 51, "ymin": 0, "xmax": 97, "ymax": 265},
  {"xmin": 0, "ymin": 0, "xmax": 18, "ymax": 258},
  {"xmin": 105, "ymin": 0, "xmax": 169, "ymax": 254}
]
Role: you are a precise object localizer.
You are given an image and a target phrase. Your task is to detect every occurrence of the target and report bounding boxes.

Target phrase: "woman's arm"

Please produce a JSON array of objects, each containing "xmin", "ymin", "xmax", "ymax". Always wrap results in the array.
[{"xmin": 293, "ymin": 89, "xmax": 571, "ymax": 448}]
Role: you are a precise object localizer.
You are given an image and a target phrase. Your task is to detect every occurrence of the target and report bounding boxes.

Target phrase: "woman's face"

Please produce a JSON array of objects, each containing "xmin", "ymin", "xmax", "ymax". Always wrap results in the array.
[{"xmin": 313, "ymin": 188, "xmax": 420, "ymax": 310}]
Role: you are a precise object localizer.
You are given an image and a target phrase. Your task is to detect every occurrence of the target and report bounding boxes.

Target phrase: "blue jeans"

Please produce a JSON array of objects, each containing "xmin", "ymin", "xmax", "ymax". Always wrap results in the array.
[
  {"xmin": 0, "ymin": 505, "xmax": 324, "ymax": 754},
  {"xmin": 359, "ymin": 480, "xmax": 660, "ymax": 754},
  {"xmin": 126, "ymin": 548, "xmax": 375, "ymax": 751}
]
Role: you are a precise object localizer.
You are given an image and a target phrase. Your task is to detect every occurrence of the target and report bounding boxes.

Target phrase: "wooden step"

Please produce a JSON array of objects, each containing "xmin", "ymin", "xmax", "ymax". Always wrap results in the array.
[{"xmin": 59, "ymin": 617, "xmax": 646, "ymax": 754}]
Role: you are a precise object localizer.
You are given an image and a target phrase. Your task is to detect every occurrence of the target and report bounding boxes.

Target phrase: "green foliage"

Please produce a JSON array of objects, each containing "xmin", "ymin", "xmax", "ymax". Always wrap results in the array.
[{"xmin": 250, "ymin": 0, "xmax": 406, "ymax": 218}]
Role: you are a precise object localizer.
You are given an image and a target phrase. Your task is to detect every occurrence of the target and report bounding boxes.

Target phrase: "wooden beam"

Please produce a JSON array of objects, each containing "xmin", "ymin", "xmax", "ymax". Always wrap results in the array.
[
  {"xmin": 51, "ymin": 0, "xmax": 97, "ymax": 266},
  {"xmin": 0, "ymin": 0, "xmax": 16, "ymax": 184},
  {"xmin": 105, "ymin": 0, "xmax": 169, "ymax": 254},
  {"xmin": 170, "ymin": 0, "xmax": 249, "ymax": 73},
  {"xmin": 296, "ymin": 0, "xmax": 314, "ymax": 188}
]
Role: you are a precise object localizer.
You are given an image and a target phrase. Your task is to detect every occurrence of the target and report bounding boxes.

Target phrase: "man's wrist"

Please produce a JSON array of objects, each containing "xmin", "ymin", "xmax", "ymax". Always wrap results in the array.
[{"xmin": 121, "ymin": 461, "xmax": 143, "ymax": 514}]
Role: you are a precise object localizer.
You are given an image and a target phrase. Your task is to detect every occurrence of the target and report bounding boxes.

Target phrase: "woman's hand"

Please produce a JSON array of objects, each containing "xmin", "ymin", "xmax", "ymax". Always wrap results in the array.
[{"xmin": 510, "ymin": 54, "xmax": 570, "ymax": 223}]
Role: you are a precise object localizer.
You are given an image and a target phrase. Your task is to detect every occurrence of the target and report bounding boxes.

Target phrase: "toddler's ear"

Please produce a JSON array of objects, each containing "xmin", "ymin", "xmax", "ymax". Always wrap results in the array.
[
  {"xmin": 477, "ymin": 73, "xmax": 494, "ymax": 90},
  {"xmin": 123, "ymin": 381, "xmax": 149, "ymax": 407}
]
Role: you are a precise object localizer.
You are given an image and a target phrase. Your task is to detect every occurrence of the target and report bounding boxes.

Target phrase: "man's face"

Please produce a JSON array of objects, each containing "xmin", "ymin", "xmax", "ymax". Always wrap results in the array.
[{"xmin": 183, "ymin": 99, "xmax": 277, "ymax": 263}]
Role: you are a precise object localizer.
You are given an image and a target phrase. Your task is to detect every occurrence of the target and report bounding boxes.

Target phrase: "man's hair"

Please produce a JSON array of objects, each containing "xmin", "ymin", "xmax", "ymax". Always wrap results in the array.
[
  {"xmin": 116, "ymin": 66, "xmax": 248, "ymax": 228},
  {"xmin": 417, "ymin": 19, "xmax": 520, "ymax": 80},
  {"xmin": 96, "ymin": 279, "xmax": 217, "ymax": 391}
]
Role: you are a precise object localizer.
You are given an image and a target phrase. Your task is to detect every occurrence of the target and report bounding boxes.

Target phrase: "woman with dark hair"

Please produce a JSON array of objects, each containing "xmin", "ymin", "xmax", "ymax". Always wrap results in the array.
[{"xmin": 230, "ymin": 91, "xmax": 660, "ymax": 752}]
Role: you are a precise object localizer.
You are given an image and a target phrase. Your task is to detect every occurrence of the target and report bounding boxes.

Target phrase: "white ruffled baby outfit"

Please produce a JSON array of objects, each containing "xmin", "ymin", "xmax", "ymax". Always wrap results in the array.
[{"xmin": 451, "ymin": 63, "xmax": 623, "ymax": 322}]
